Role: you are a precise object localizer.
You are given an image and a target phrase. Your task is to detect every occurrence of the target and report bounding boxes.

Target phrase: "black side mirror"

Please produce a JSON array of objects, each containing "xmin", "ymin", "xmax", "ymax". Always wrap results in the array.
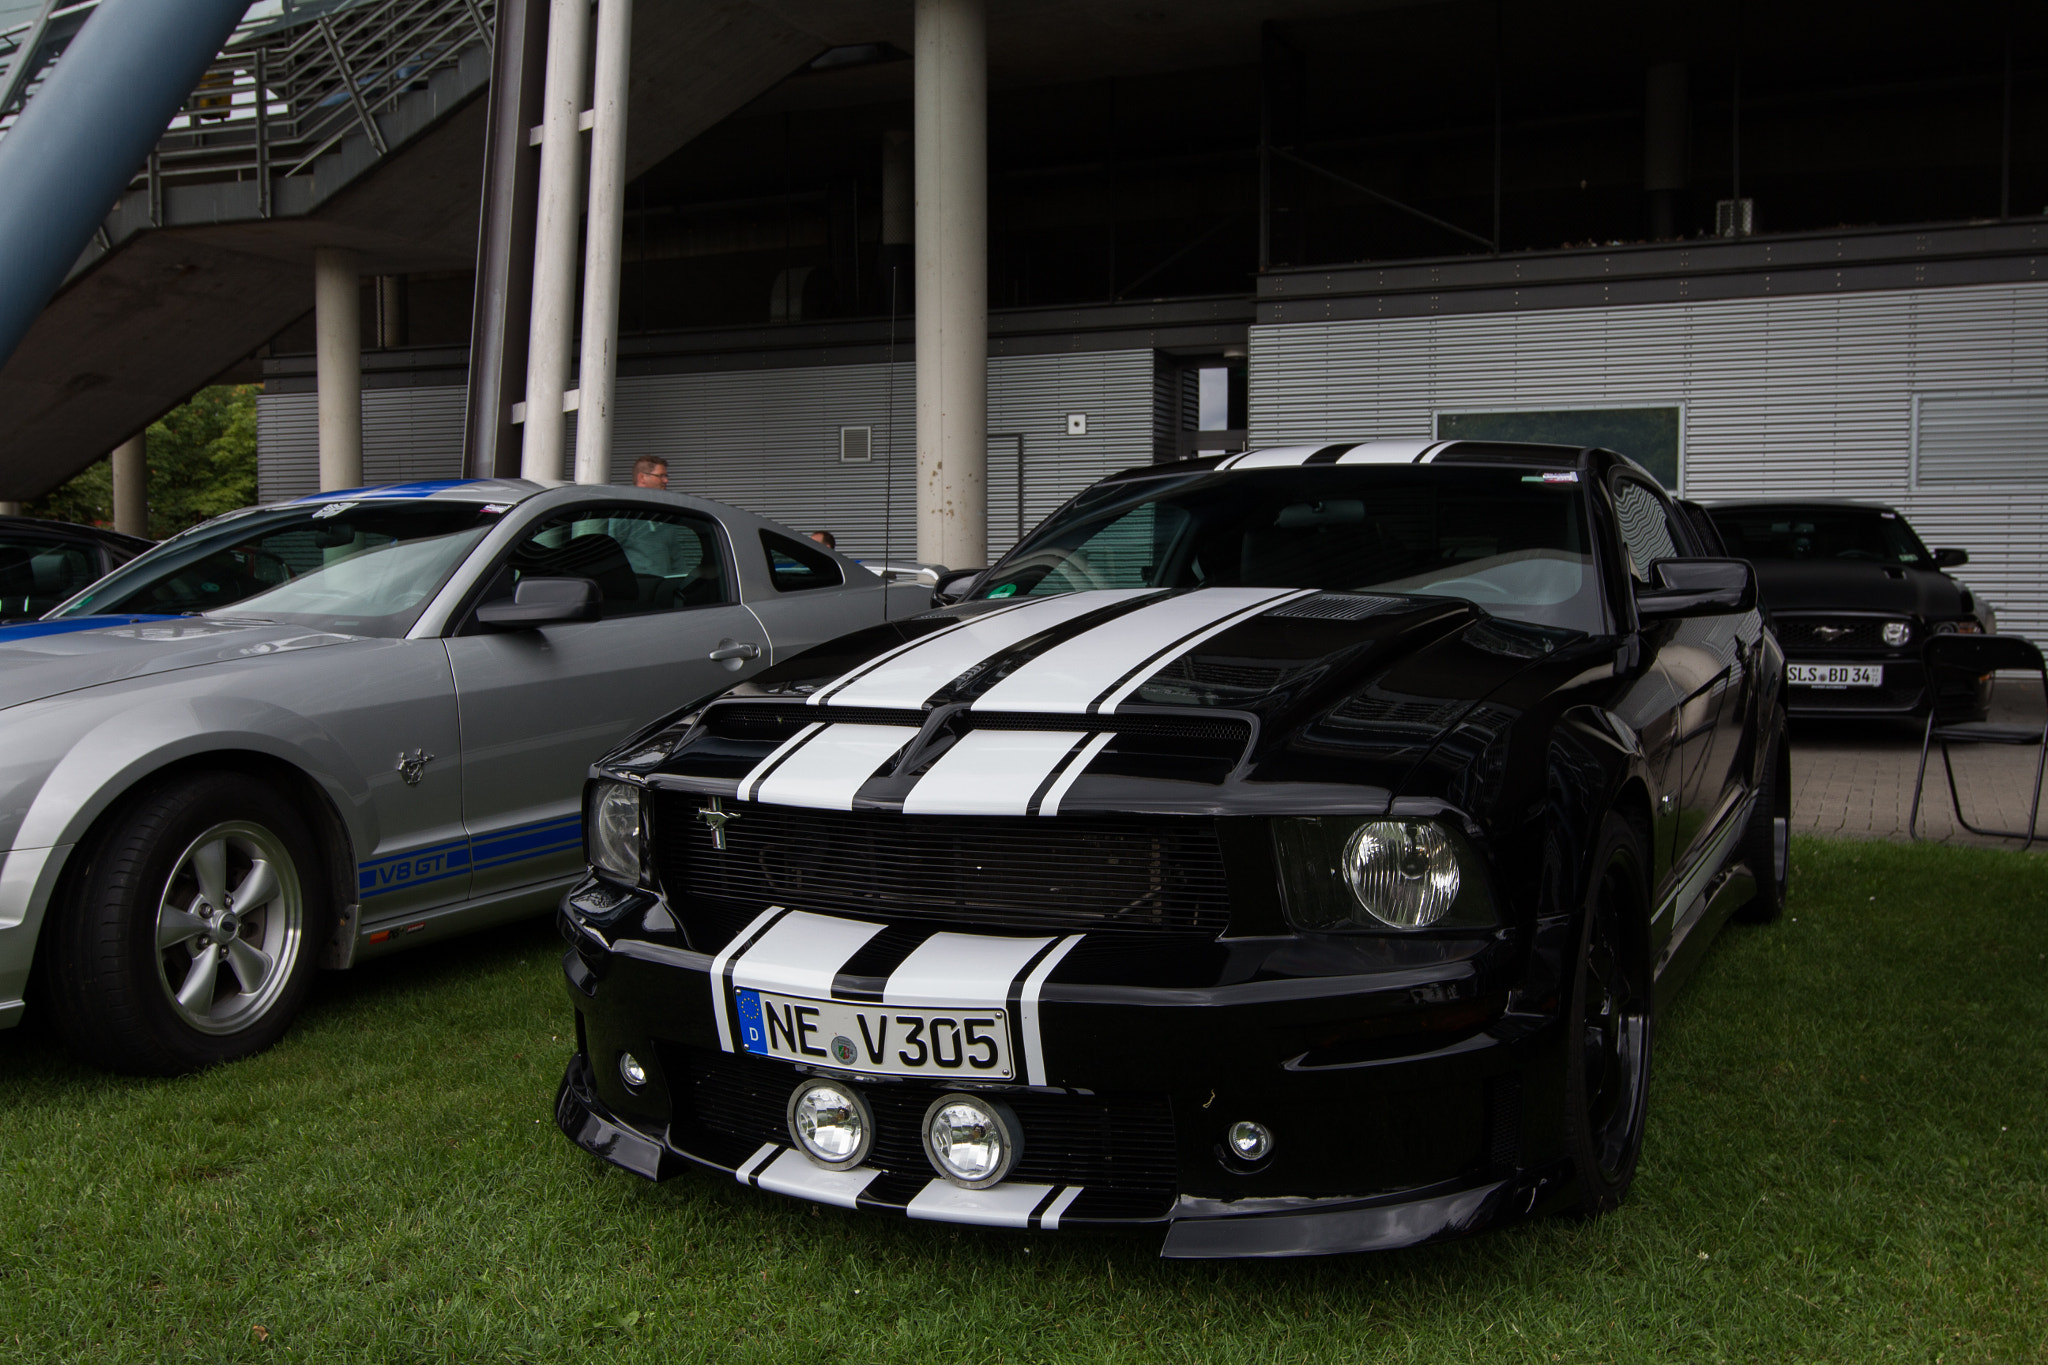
[
  {"xmin": 1932, "ymin": 547, "xmax": 1969, "ymax": 568},
  {"xmin": 475, "ymin": 576, "xmax": 603, "ymax": 628},
  {"xmin": 934, "ymin": 568, "xmax": 983, "ymax": 602},
  {"xmin": 1636, "ymin": 558, "xmax": 1757, "ymax": 621}
]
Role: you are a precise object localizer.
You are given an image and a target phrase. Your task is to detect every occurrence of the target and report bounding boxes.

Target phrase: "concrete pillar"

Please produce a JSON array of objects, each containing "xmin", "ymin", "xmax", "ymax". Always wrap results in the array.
[
  {"xmin": 913, "ymin": 0, "xmax": 987, "ymax": 570},
  {"xmin": 1644, "ymin": 61, "xmax": 1688, "ymax": 239},
  {"xmin": 522, "ymin": 0, "xmax": 591, "ymax": 484},
  {"xmin": 111, "ymin": 435, "xmax": 148, "ymax": 537},
  {"xmin": 375, "ymin": 275, "xmax": 408, "ymax": 349},
  {"xmin": 574, "ymin": 0, "xmax": 632, "ymax": 486},
  {"xmin": 314, "ymin": 246, "xmax": 363, "ymax": 491}
]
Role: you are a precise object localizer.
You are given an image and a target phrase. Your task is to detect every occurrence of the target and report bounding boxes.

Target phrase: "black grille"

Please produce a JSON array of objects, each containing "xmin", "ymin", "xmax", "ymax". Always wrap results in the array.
[
  {"xmin": 652, "ymin": 797, "xmax": 1232, "ymax": 942},
  {"xmin": 677, "ymin": 1048, "xmax": 1180, "ymax": 1193},
  {"xmin": 1776, "ymin": 616, "xmax": 1903, "ymax": 653}
]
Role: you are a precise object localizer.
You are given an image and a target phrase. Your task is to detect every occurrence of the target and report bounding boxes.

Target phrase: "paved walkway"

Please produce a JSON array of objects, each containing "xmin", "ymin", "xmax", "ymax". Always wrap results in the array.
[{"xmin": 1790, "ymin": 685, "xmax": 2047, "ymax": 848}]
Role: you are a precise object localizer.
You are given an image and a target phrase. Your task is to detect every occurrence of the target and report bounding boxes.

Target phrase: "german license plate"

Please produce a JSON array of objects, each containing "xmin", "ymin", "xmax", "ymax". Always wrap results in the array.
[
  {"xmin": 1789, "ymin": 663, "xmax": 1882, "ymax": 687},
  {"xmin": 735, "ymin": 988, "xmax": 1014, "ymax": 1079}
]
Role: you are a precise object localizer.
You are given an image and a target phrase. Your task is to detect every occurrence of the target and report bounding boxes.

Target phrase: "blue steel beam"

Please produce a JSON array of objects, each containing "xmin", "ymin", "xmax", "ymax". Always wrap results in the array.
[{"xmin": 0, "ymin": 0, "xmax": 251, "ymax": 374}]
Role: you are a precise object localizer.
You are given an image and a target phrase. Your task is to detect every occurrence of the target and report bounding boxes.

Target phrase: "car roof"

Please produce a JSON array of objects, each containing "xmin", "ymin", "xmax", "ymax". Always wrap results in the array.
[
  {"xmin": 0, "ymin": 514, "xmax": 154, "ymax": 553},
  {"xmin": 285, "ymin": 478, "xmax": 544, "ymax": 506},
  {"xmin": 1102, "ymin": 439, "xmax": 1619, "ymax": 484},
  {"xmin": 1707, "ymin": 498, "xmax": 1903, "ymax": 515}
]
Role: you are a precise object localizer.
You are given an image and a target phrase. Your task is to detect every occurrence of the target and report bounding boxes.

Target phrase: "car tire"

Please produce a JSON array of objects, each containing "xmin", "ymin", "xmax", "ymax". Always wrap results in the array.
[
  {"xmin": 1562, "ymin": 812, "xmax": 1653, "ymax": 1218},
  {"xmin": 43, "ymin": 771, "xmax": 327, "ymax": 1076},
  {"xmin": 1734, "ymin": 721, "xmax": 1790, "ymax": 924}
]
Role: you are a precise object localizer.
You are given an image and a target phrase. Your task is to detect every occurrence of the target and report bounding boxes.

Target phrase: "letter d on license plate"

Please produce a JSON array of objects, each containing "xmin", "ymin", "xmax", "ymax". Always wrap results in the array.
[{"xmin": 735, "ymin": 988, "xmax": 1014, "ymax": 1079}]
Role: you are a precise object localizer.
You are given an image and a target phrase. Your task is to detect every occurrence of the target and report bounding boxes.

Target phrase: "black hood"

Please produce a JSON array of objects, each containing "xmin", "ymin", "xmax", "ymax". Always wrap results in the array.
[
  {"xmin": 635, "ymin": 588, "xmax": 1584, "ymax": 814},
  {"xmin": 1750, "ymin": 560, "xmax": 1974, "ymax": 618}
]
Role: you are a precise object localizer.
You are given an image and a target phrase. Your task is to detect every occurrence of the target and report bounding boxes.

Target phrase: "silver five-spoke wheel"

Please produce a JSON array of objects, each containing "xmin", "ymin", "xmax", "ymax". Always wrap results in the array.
[{"xmin": 153, "ymin": 821, "xmax": 304, "ymax": 1036}]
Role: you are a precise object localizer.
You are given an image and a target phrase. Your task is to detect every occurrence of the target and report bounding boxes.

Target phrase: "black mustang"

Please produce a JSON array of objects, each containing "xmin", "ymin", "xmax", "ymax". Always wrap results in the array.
[
  {"xmin": 554, "ymin": 440, "xmax": 1789, "ymax": 1257},
  {"xmin": 1708, "ymin": 500, "xmax": 1994, "ymax": 721}
]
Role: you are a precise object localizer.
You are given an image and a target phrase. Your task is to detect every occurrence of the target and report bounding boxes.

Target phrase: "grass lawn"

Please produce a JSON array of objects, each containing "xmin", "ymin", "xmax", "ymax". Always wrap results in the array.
[{"xmin": 1, "ymin": 836, "xmax": 2043, "ymax": 1364}]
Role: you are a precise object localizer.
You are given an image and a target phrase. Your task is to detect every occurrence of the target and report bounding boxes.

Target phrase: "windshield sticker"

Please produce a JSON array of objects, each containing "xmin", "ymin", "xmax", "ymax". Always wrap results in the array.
[
  {"xmin": 311, "ymin": 501, "xmax": 357, "ymax": 519},
  {"xmin": 480, "ymin": 503, "xmax": 513, "ymax": 515},
  {"xmin": 1522, "ymin": 472, "xmax": 1579, "ymax": 484}
]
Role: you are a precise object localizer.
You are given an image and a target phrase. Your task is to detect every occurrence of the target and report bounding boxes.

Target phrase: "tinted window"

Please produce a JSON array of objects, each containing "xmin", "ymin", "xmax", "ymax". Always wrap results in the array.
[
  {"xmin": 761, "ymin": 531, "xmax": 844, "ymax": 592},
  {"xmin": 54, "ymin": 500, "xmax": 504, "ymax": 637},
  {"xmin": 0, "ymin": 535, "xmax": 100, "ymax": 618},
  {"xmin": 978, "ymin": 466, "xmax": 1604, "ymax": 634},
  {"xmin": 1710, "ymin": 505, "xmax": 1933, "ymax": 567},
  {"xmin": 1609, "ymin": 479, "xmax": 1681, "ymax": 583}
]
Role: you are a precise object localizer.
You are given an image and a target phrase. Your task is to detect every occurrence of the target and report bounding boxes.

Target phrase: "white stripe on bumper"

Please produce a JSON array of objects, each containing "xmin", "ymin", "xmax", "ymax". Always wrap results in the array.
[
  {"xmin": 728, "ymin": 909, "xmax": 885, "ymax": 1001},
  {"xmin": 752, "ymin": 1148, "xmax": 882, "ymax": 1208},
  {"xmin": 883, "ymin": 931, "xmax": 1057, "ymax": 1010},
  {"xmin": 905, "ymin": 1179, "xmax": 1069, "ymax": 1228}
]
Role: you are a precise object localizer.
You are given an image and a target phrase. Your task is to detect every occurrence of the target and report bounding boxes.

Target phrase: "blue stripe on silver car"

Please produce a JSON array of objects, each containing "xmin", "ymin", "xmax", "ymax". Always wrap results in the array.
[{"xmin": 357, "ymin": 814, "xmax": 585, "ymax": 898}]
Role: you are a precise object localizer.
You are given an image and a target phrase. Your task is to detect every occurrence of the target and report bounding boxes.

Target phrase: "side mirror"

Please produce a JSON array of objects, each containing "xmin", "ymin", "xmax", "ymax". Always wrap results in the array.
[
  {"xmin": 475, "ymin": 576, "xmax": 602, "ymax": 628},
  {"xmin": 1932, "ymin": 547, "xmax": 1969, "ymax": 568},
  {"xmin": 934, "ymin": 568, "xmax": 983, "ymax": 603},
  {"xmin": 1636, "ymin": 558, "xmax": 1757, "ymax": 621}
]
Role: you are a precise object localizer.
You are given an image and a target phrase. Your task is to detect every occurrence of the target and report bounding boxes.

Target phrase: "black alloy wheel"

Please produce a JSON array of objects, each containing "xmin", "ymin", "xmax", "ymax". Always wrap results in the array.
[
  {"xmin": 1563, "ymin": 812, "xmax": 1653, "ymax": 1216},
  {"xmin": 1735, "ymin": 720, "xmax": 1791, "ymax": 924},
  {"xmin": 42, "ymin": 770, "xmax": 329, "ymax": 1076}
]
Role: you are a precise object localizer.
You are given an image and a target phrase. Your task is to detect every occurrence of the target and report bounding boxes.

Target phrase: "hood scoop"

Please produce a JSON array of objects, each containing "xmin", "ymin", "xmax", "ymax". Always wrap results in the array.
[{"xmin": 1265, "ymin": 592, "xmax": 1407, "ymax": 621}]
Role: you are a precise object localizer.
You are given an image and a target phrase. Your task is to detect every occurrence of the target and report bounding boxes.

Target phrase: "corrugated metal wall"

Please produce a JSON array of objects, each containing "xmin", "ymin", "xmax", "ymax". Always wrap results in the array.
[
  {"xmin": 1250, "ymin": 281, "xmax": 2048, "ymax": 634},
  {"xmin": 257, "ymin": 349, "xmax": 1156, "ymax": 564}
]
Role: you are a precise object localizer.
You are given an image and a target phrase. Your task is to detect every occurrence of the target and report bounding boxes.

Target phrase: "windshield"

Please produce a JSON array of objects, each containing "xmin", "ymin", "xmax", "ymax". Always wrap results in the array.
[
  {"xmin": 978, "ymin": 466, "xmax": 1606, "ymax": 633},
  {"xmin": 1710, "ymin": 505, "xmax": 1933, "ymax": 568},
  {"xmin": 49, "ymin": 499, "xmax": 507, "ymax": 637}
]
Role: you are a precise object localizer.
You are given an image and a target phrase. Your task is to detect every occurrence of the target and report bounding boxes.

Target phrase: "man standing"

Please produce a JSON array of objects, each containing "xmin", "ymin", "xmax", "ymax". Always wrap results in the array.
[
  {"xmin": 632, "ymin": 455, "xmax": 668, "ymax": 490},
  {"xmin": 611, "ymin": 455, "xmax": 674, "ymax": 574}
]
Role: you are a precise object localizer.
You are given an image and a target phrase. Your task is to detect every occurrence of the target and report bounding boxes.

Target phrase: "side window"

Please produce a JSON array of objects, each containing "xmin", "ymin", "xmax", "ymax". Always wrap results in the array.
[
  {"xmin": 505, "ymin": 508, "xmax": 730, "ymax": 616},
  {"xmin": 0, "ymin": 537, "xmax": 98, "ymax": 617},
  {"xmin": 1610, "ymin": 479, "xmax": 1683, "ymax": 584},
  {"xmin": 761, "ymin": 530, "xmax": 844, "ymax": 592}
]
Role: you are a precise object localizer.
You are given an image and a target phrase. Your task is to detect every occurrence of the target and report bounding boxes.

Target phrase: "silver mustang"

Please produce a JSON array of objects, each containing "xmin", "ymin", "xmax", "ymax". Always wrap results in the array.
[{"xmin": 0, "ymin": 479, "xmax": 922, "ymax": 1074}]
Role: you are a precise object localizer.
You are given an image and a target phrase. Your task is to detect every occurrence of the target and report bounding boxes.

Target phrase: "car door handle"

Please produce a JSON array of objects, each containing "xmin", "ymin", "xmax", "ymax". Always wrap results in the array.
[{"xmin": 708, "ymin": 640, "xmax": 762, "ymax": 661}]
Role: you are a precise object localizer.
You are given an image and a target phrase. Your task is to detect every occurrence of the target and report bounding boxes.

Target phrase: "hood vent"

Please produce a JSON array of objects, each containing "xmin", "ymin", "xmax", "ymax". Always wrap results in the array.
[{"xmin": 1265, "ymin": 592, "xmax": 1405, "ymax": 621}]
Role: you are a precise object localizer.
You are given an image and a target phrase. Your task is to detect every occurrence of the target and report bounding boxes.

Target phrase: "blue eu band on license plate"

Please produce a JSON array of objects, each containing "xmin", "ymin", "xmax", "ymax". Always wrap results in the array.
[{"xmin": 735, "ymin": 987, "xmax": 1015, "ymax": 1079}]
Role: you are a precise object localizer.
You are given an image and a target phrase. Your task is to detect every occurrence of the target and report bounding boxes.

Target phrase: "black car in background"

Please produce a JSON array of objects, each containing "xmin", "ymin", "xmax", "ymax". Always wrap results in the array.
[
  {"xmin": 1708, "ymin": 501, "xmax": 1993, "ymax": 721},
  {"xmin": 0, "ymin": 515, "xmax": 152, "ymax": 620},
  {"xmin": 555, "ymin": 441, "xmax": 1789, "ymax": 1257}
]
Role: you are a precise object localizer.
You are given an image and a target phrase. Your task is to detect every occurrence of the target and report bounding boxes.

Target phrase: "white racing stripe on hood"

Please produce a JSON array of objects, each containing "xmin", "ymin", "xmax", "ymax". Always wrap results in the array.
[
  {"xmin": 813, "ymin": 589, "xmax": 1161, "ymax": 709},
  {"xmin": 1036, "ymin": 732, "xmax": 1114, "ymax": 817},
  {"xmin": 900, "ymin": 728, "xmax": 1088, "ymax": 816},
  {"xmin": 1097, "ymin": 586, "xmax": 1317, "ymax": 712},
  {"xmin": 746, "ymin": 723, "xmax": 919, "ymax": 809},
  {"xmin": 973, "ymin": 586, "xmax": 1312, "ymax": 714},
  {"xmin": 1335, "ymin": 438, "xmax": 1449, "ymax": 464}
]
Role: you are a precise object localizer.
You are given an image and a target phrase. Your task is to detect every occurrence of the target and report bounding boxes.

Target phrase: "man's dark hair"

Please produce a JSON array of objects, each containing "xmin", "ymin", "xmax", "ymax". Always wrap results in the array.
[{"xmin": 632, "ymin": 455, "xmax": 668, "ymax": 479}]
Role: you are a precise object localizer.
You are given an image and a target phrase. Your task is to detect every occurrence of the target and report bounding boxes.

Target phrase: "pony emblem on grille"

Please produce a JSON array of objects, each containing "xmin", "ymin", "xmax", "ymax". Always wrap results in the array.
[{"xmin": 698, "ymin": 797, "xmax": 740, "ymax": 851}]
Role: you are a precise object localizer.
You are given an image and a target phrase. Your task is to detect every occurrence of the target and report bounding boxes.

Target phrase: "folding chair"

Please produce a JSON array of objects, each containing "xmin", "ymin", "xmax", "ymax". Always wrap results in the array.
[{"xmin": 1908, "ymin": 633, "xmax": 2048, "ymax": 850}]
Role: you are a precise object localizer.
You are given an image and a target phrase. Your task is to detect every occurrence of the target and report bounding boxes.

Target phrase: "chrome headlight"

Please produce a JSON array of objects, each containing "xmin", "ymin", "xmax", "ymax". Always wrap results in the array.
[
  {"xmin": 587, "ymin": 780, "xmax": 645, "ymax": 885},
  {"xmin": 1275, "ymin": 817, "xmax": 1495, "ymax": 931}
]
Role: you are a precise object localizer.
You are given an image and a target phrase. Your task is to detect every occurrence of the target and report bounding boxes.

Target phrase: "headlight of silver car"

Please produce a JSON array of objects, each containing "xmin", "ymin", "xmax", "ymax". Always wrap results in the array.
[
  {"xmin": 587, "ymin": 780, "xmax": 646, "ymax": 885},
  {"xmin": 1274, "ymin": 817, "xmax": 1496, "ymax": 931}
]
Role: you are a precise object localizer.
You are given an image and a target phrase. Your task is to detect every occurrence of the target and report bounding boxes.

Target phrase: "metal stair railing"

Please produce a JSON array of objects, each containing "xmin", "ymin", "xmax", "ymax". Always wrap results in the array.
[{"xmin": 0, "ymin": 0, "xmax": 493, "ymax": 220}]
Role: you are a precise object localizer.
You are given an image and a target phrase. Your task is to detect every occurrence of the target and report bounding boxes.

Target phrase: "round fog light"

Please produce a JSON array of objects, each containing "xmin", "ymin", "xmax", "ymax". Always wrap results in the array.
[
  {"xmin": 922, "ymin": 1093, "xmax": 1021, "ymax": 1189},
  {"xmin": 618, "ymin": 1052, "xmax": 647, "ymax": 1088},
  {"xmin": 787, "ymin": 1080, "xmax": 873, "ymax": 1170},
  {"xmin": 1228, "ymin": 1120, "xmax": 1274, "ymax": 1162}
]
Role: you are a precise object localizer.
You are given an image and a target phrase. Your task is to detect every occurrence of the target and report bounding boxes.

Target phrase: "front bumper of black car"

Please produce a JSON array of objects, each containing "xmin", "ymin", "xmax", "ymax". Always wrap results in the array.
[
  {"xmin": 1783, "ymin": 654, "xmax": 1990, "ymax": 718},
  {"xmin": 552, "ymin": 890, "xmax": 1568, "ymax": 1258}
]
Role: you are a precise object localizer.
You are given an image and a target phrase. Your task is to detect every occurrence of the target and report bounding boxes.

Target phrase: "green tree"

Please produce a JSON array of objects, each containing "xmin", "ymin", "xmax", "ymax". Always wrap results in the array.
[{"xmin": 27, "ymin": 384, "xmax": 260, "ymax": 539}]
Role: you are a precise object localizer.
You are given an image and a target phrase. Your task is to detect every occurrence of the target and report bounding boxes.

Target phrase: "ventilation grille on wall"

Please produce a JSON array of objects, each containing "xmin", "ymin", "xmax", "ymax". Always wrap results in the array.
[
  {"xmin": 839, "ymin": 426, "xmax": 872, "ymax": 462},
  {"xmin": 1914, "ymin": 391, "xmax": 2048, "ymax": 486}
]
